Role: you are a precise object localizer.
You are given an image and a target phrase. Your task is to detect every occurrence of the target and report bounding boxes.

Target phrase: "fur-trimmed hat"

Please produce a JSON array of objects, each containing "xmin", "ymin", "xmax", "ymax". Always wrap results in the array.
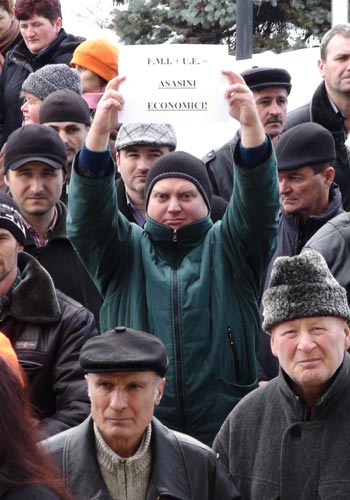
[
  {"xmin": 80, "ymin": 326, "xmax": 169, "ymax": 376},
  {"xmin": 241, "ymin": 66, "xmax": 292, "ymax": 95},
  {"xmin": 0, "ymin": 193, "xmax": 26, "ymax": 246},
  {"xmin": 22, "ymin": 64, "xmax": 82, "ymax": 101},
  {"xmin": 276, "ymin": 122, "xmax": 336, "ymax": 171},
  {"xmin": 144, "ymin": 151, "xmax": 212, "ymax": 211},
  {"xmin": 116, "ymin": 123, "xmax": 177, "ymax": 151},
  {"xmin": 262, "ymin": 250, "xmax": 350, "ymax": 332}
]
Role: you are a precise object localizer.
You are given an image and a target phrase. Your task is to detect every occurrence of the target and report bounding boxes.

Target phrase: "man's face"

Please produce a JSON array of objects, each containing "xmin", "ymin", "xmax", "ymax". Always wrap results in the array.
[
  {"xmin": 19, "ymin": 14, "xmax": 62, "ymax": 55},
  {"xmin": 271, "ymin": 316, "xmax": 350, "ymax": 402},
  {"xmin": 0, "ymin": 228, "xmax": 22, "ymax": 285},
  {"xmin": 5, "ymin": 162, "xmax": 65, "ymax": 219},
  {"xmin": 116, "ymin": 145, "xmax": 171, "ymax": 199},
  {"xmin": 147, "ymin": 178, "xmax": 208, "ymax": 230},
  {"xmin": 254, "ymin": 87, "xmax": 288, "ymax": 144},
  {"xmin": 86, "ymin": 371, "xmax": 165, "ymax": 457},
  {"xmin": 319, "ymin": 35, "xmax": 350, "ymax": 96},
  {"xmin": 278, "ymin": 165, "xmax": 334, "ymax": 222},
  {"xmin": 44, "ymin": 122, "xmax": 89, "ymax": 164},
  {"xmin": 20, "ymin": 92, "xmax": 42, "ymax": 125}
]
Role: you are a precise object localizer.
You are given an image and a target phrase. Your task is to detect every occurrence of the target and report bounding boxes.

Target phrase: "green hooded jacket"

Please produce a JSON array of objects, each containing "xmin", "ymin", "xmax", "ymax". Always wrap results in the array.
[{"xmin": 67, "ymin": 144, "xmax": 279, "ymax": 445}]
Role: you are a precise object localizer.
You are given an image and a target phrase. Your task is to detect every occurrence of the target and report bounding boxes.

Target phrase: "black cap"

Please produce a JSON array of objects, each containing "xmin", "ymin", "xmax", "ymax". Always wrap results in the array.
[
  {"xmin": 276, "ymin": 122, "xmax": 336, "ymax": 171},
  {"xmin": 80, "ymin": 326, "xmax": 169, "ymax": 377},
  {"xmin": 241, "ymin": 67, "xmax": 292, "ymax": 95},
  {"xmin": 145, "ymin": 151, "xmax": 212, "ymax": 211},
  {"xmin": 39, "ymin": 90, "xmax": 91, "ymax": 126},
  {"xmin": 5, "ymin": 124, "xmax": 67, "ymax": 172}
]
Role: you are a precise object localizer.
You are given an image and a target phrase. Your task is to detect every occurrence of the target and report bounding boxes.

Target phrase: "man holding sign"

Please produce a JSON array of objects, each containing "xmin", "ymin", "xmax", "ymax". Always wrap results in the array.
[{"xmin": 67, "ymin": 71, "xmax": 279, "ymax": 445}]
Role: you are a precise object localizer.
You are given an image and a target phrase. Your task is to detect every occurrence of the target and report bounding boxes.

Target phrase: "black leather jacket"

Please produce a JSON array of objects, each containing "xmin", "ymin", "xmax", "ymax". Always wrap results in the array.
[
  {"xmin": 202, "ymin": 131, "xmax": 240, "ymax": 202},
  {"xmin": 42, "ymin": 416, "xmax": 241, "ymax": 500},
  {"xmin": 304, "ymin": 211, "xmax": 350, "ymax": 304},
  {"xmin": 2, "ymin": 252, "xmax": 98, "ymax": 438}
]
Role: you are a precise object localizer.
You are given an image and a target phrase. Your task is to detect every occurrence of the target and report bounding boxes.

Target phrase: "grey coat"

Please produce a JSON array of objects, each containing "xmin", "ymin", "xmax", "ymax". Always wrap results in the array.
[{"xmin": 213, "ymin": 354, "xmax": 350, "ymax": 500}]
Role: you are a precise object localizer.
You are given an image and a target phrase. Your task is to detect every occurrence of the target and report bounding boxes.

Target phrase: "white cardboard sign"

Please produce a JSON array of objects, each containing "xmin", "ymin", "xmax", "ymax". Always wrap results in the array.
[{"xmin": 118, "ymin": 44, "xmax": 230, "ymax": 124}]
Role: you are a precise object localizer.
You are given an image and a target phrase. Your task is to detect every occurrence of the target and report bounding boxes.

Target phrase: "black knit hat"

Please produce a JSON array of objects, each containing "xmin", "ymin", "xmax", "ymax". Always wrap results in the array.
[
  {"xmin": 276, "ymin": 122, "xmax": 336, "ymax": 171},
  {"xmin": 39, "ymin": 90, "xmax": 91, "ymax": 126},
  {"xmin": 5, "ymin": 124, "xmax": 67, "ymax": 172},
  {"xmin": 241, "ymin": 67, "xmax": 292, "ymax": 95},
  {"xmin": 145, "ymin": 151, "xmax": 212, "ymax": 211},
  {"xmin": 80, "ymin": 326, "xmax": 169, "ymax": 377},
  {"xmin": 0, "ymin": 193, "xmax": 26, "ymax": 246},
  {"xmin": 262, "ymin": 250, "xmax": 350, "ymax": 332}
]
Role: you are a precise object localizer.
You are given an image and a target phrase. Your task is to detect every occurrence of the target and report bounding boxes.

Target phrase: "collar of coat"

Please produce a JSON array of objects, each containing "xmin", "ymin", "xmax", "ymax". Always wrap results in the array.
[
  {"xmin": 44, "ymin": 416, "xmax": 211, "ymax": 500},
  {"xmin": 3, "ymin": 251, "xmax": 61, "ymax": 323},
  {"xmin": 278, "ymin": 352, "xmax": 350, "ymax": 418}
]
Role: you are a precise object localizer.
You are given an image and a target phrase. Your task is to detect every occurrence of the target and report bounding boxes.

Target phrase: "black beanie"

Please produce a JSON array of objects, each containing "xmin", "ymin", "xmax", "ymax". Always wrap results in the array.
[
  {"xmin": 144, "ymin": 151, "xmax": 212, "ymax": 211},
  {"xmin": 0, "ymin": 193, "xmax": 26, "ymax": 246},
  {"xmin": 276, "ymin": 122, "xmax": 336, "ymax": 170},
  {"xmin": 39, "ymin": 90, "xmax": 91, "ymax": 125}
]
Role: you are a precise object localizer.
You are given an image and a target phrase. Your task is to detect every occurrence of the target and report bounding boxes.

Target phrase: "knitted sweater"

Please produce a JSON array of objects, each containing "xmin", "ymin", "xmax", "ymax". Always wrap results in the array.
[{"xmin": 94, "ymin": 423, "xmax": 152, "ymax": 500}]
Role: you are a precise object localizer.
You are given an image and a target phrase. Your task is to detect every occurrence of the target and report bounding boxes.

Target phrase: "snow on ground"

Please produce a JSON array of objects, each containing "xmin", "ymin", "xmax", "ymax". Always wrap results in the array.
[{"xmin": 60, "ymin": 0, "xmax": 323, "ymax": 157}]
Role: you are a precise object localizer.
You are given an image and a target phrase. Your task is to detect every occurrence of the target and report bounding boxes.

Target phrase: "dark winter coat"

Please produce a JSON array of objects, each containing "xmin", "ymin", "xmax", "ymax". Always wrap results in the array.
[
  {"xmin": 258, "ymin": 182, "xmax": 343, "ymax": 381},
  {"xmin": 285, "ymin": 81, "xmax": 350, "ymax": 210},
  {"xmin": 202, "ymin": 131, "xmax": 240, "ymax": 202},
  {"xmin": 0, "ymin": 29, "xmax": 84, "ymax": 146},
  {"xmin": 42, "ymin": 416, "xmax": 241, "ymax": 500},
  {"xmin": 213, "ymin": 354, "xmax": 350, "ymax": 500},
  {"xmin": 24, "ymin": 200, "xmax": 102, "ymax": 327},
  {"xmin": 3, "ymin": 252, "xmax": 98, "ymax": 438},
  {"xmin": 304, "ymin": 211, "xmax": 350, "ymax": 304},
  {"xmin": 0, "ymin": 483, "xmax": 59, "ymax": 499}
]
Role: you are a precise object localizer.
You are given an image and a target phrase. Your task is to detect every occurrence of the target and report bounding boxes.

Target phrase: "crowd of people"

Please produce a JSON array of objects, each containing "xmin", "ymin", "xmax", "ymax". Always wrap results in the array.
[{"xmin": 0, "ymin": 0, "xmax": 350, "ymax": 498}]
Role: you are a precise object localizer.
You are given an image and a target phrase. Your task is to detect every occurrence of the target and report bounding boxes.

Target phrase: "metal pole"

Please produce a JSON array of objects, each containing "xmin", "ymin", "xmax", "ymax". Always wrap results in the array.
[
  {"xmin": 332, "ymin": 0, "xmax": 348, "ymax": 25},
  {"xmin": 236, "ymin": 0, "xmax": 253, "ymax": 60}
]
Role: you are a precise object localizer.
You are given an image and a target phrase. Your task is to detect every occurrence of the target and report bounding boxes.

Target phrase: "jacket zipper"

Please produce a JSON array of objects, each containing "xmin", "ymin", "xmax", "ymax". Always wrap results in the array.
[{"xmin": 172, "ymin": 229, "xmax": 186, "ymax": 431}]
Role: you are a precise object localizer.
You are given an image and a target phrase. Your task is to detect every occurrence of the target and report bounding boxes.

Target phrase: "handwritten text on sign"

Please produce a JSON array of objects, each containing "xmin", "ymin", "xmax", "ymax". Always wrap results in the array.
[{"xmin": 118, "ymin": 45, "xmax": 229, "ymax": 123}]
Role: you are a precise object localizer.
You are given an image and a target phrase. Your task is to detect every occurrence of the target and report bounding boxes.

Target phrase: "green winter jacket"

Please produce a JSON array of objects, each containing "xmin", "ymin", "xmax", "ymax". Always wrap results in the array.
[{"xmin": 67, "ymin": 144, "xmax": 279, "ymax": 445}]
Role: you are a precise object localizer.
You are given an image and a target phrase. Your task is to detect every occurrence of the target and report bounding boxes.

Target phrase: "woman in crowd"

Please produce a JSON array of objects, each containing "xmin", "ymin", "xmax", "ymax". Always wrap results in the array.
[
  {"xmin": 0, "ymin": 0, "xmax": 84, "ymax": 146},
  {"xmin": 0, "ymin": 1, "xmax": 21, "ymax": 71},
  {"xmin": 0, "ymin": 335, "xmax": 73, "ymax": 499}
]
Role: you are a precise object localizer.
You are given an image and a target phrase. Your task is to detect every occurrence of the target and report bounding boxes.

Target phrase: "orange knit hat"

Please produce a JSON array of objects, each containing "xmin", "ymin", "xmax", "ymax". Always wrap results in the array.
[
  {"xmin": 70, "ymin": 38, "xmax": 119, "ymax": 82},
  {"xmin": 0, "ymin": 332, "xmax": 25, "ymax": 387}
]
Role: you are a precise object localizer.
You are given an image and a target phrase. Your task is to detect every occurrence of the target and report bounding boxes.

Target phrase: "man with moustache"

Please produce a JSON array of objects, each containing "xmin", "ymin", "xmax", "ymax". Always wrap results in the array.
[{"xmin": 202, "ymin": 66, "xmax": 291, "ymax": 201}]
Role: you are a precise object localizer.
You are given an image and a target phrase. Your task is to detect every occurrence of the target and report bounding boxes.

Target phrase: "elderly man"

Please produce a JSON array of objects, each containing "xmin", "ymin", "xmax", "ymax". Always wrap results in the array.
[
  {"xmin": 42, "ymin": 326, "xmax": 241, "ymax": 499},
  {"xmin": 66, "ymin": 72, "xmax": 279, "ymax": 445},
  {"xmin": 285, "ymin": 24, "xmax": 350, "ymax": 210},
  {"xmin": 214, "ymin": 250, "xmax": 350, "ymax": 500},
  {"xmin": 258, "ymin": 121, "xmax": 343, "ymax": 381},
  {"xmin": 202, "ymin": 66, "xmax": 291, "ymax": 201},
  {"xmin": 115, "ymin": 122, "xmax": 227, "ymax": 225}
]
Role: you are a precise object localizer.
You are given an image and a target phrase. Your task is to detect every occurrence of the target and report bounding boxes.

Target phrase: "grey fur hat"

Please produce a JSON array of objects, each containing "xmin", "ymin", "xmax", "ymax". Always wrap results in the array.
[
  {"xmin": 262, "ymin": 250, "xmax": 350, "ymax": 332},
  {"xmin": 22, "ymin": 64, "xmax": 82, "ymax": 102}
]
